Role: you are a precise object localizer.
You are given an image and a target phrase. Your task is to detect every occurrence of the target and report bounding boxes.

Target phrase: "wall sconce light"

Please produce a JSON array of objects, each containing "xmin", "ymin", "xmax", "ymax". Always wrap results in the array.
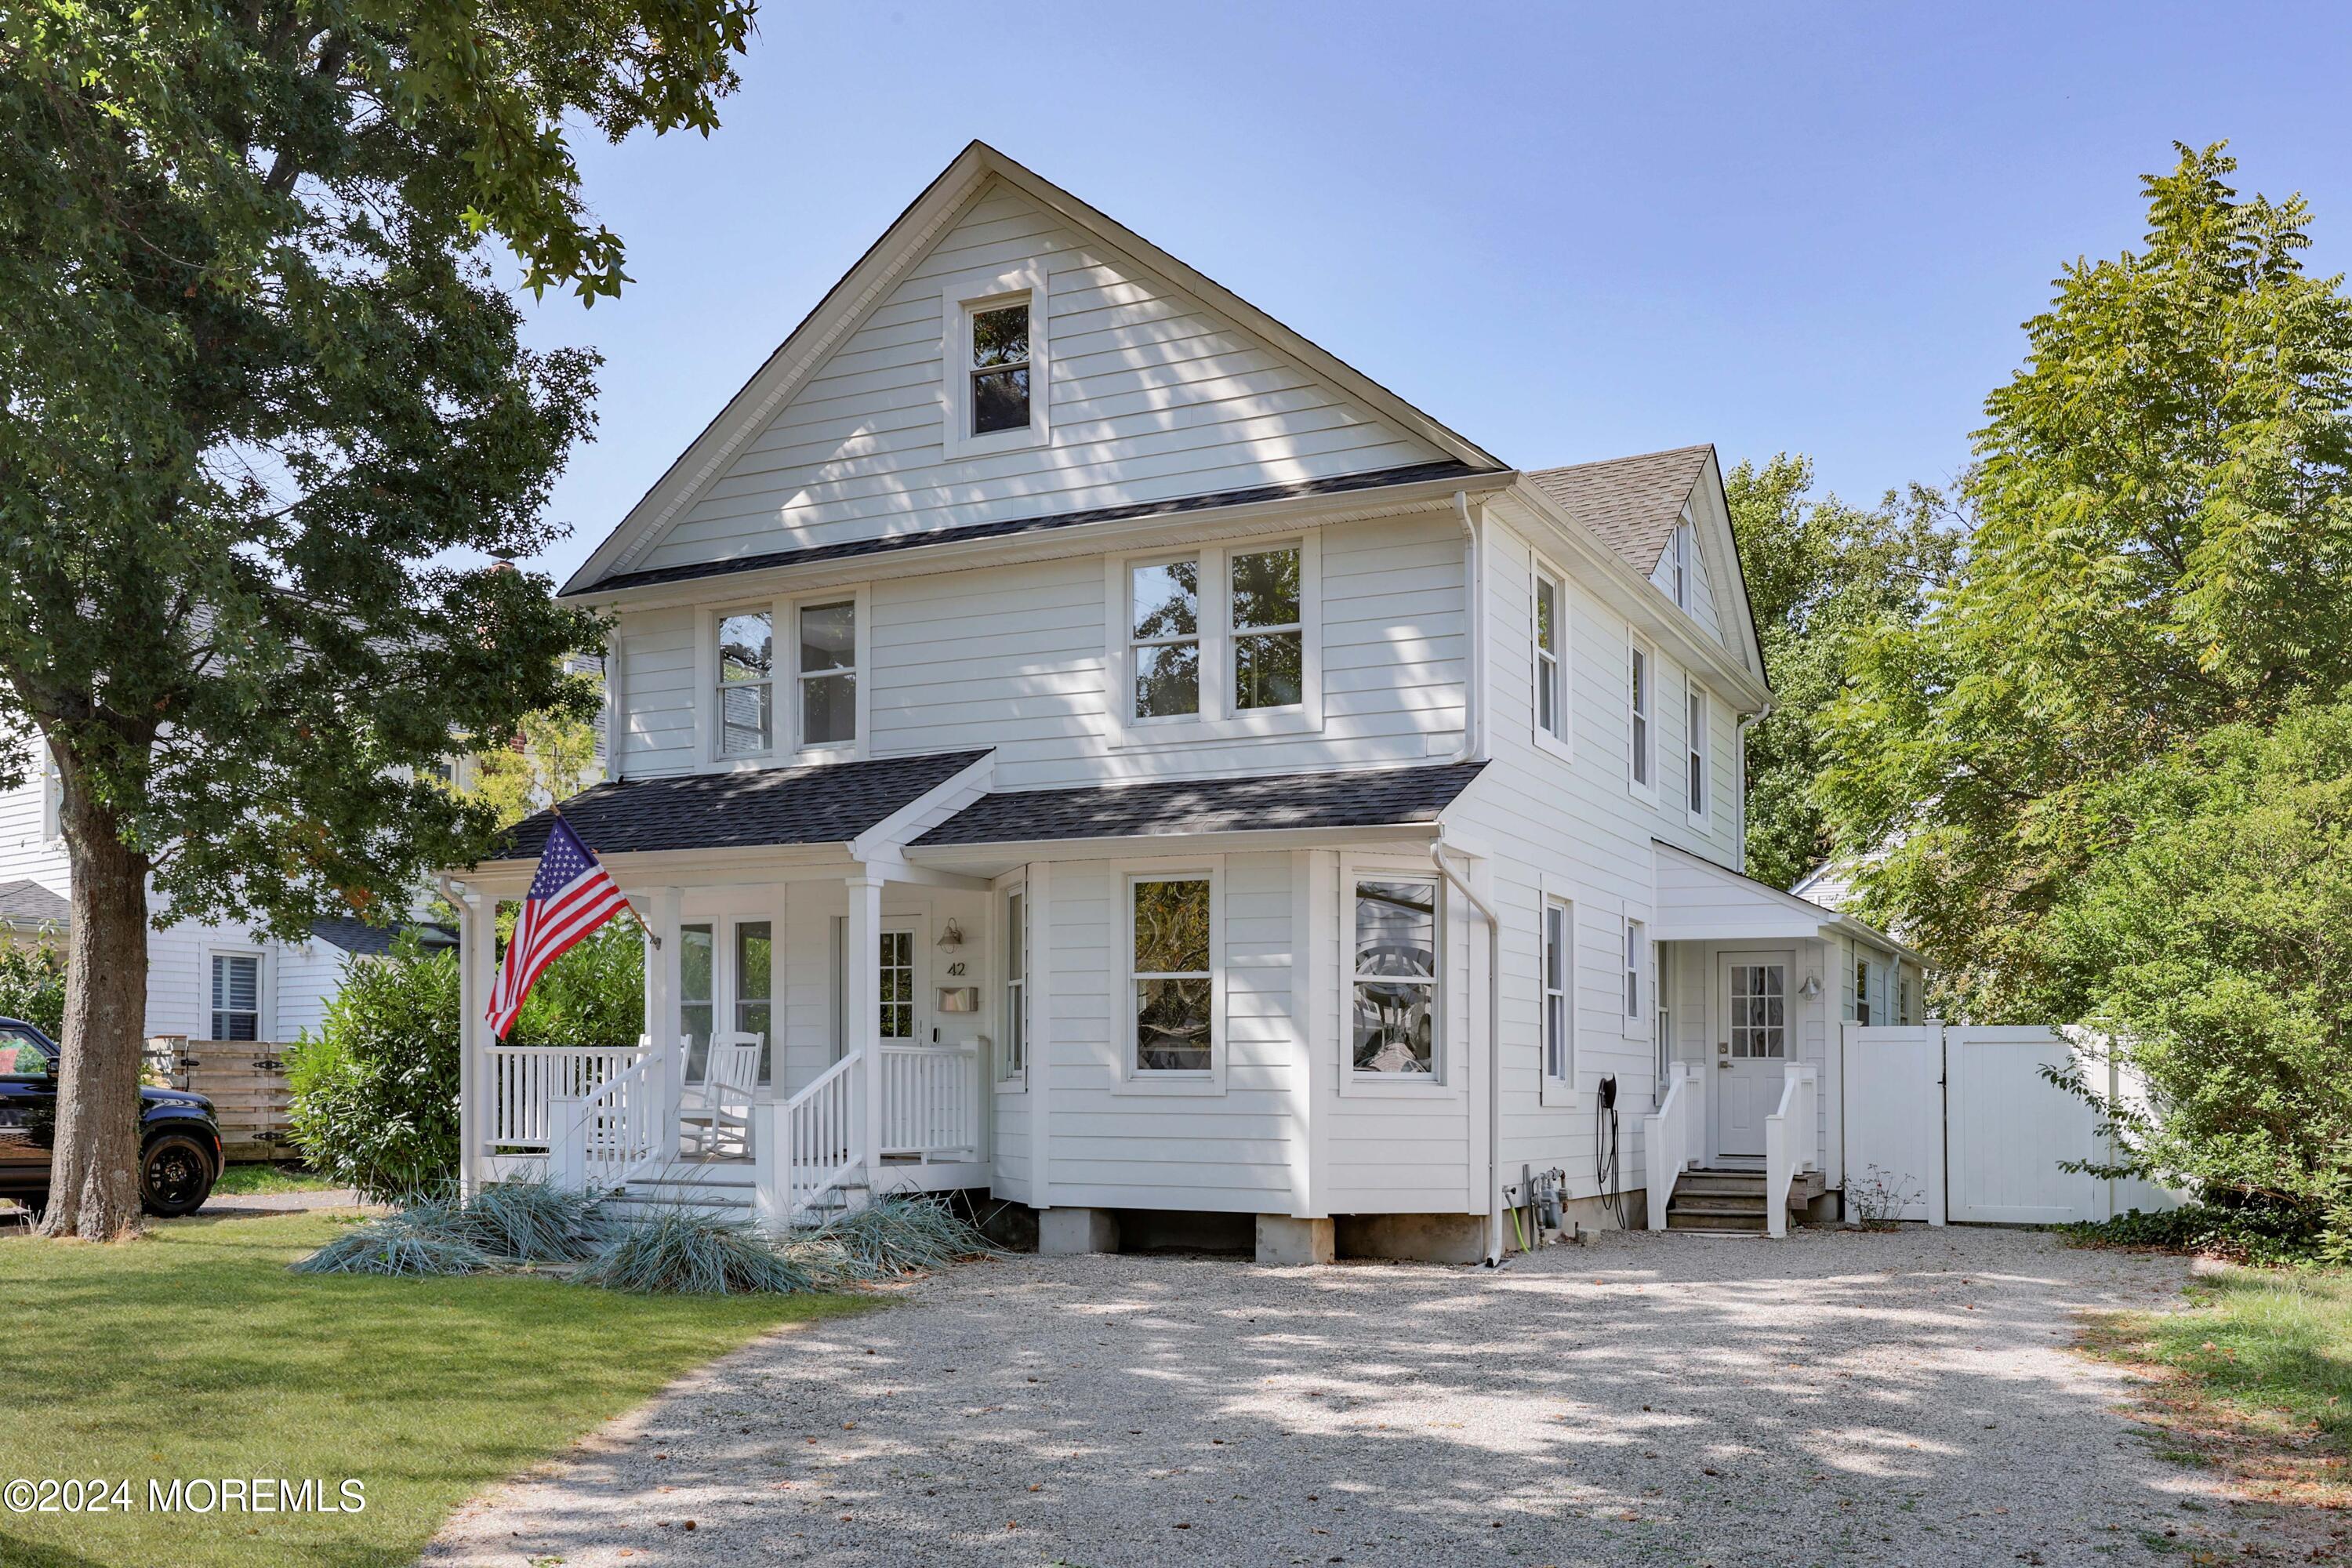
[
  {"xmin": 937, "ymin": 918, "xmax": 964, "ymax": 952},
  {"xmin": 1799, "ymin": 974, "xmax": 1824, "ymax": 1000}
]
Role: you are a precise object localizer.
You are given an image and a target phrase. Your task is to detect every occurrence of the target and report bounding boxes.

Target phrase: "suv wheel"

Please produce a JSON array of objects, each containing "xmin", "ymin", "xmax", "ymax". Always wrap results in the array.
[{"xmin": 140, "ymin": 1134, "xmax": 216, "ymax": 1217}]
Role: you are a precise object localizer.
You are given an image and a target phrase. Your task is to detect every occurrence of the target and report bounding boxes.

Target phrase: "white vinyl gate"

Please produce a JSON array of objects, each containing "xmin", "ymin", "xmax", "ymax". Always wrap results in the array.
[{"xmin": 1842, "ymin": 1023, "xmax": 2183, "ymax": 1225}]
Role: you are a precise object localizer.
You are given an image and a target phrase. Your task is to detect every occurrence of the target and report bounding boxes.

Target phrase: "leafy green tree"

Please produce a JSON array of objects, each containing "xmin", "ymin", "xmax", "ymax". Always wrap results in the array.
[
  {"xmin": 1725, "ymin": 456, "xmax": 1957, "ymax": 891},
  {"xmin": 0, "ymin": 0, "xmax": 753, "ymax": 1237},
  {"xmin": 1820, "ymin": 143, "xmax": 2352, "ymax": 1017},
  {"xmin": 0, "ymin": 938, "xmax": 67, "ymax": 1037},
  {"xmin": 2039, "ymin": 700, "xmax": 2352, "ymax": 1229}
]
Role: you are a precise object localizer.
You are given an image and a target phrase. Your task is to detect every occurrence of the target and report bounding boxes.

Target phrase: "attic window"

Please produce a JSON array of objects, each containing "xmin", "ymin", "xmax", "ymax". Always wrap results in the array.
[
  {"xmin": 1670, "ymin": 524, "xmax": 1690, "ymax": 608},
  {"xmin": 968, "ymin": 300, "xmax": 1031, "ymax": 435}
]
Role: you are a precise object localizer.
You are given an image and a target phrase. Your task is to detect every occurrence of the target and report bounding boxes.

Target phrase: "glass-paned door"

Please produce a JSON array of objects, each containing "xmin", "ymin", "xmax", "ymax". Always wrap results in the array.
[
  {"xmin": 1715, "ymin": 952, "xmax": 1792, "ymax": 1159},
  {"xmin": 879, "ymin": 924, "xmax": 917, "ymax": 1042}
]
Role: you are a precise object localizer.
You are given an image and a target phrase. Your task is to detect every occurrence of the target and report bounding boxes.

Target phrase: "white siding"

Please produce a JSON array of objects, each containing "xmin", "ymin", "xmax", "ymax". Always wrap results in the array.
[
  {"xmin": 1650, "ymin": 521, "xmax": 1726, "ymax": 644},
  {"xmin": 631, "ymin": 178, "xmax": 1443, "ymax": 575}
]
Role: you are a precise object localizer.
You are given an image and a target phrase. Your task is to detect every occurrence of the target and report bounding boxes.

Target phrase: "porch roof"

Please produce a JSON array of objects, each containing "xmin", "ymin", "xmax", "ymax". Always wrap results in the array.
[
  {"xmin": 909, "ymin": 760, "xmax": 1487, "ymax": 848},
  {"xmin": 488, "ymin": 749, "xmax": 993, "ymax": 865},
  {"xmin": 1652, "ymin": 839, "xmax": 1922, "ymax": 961}
]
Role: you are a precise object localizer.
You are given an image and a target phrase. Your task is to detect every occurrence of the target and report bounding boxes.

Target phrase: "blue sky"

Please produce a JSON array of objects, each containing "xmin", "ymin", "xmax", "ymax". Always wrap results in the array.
[{"xmin": 517, "ymin": 2, "xmax": 2352, "ymax": 582}]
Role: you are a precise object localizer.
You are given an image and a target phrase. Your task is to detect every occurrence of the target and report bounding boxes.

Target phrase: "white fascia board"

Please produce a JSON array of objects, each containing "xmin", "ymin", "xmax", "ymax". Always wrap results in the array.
[
  {"xmin": 1507, "ymin": 481, "xmax": 1772, "ymax": 713},
  {"xmin": 905, "ymin": 821, "xmax": 1437, "ymax": 876},
  {"xmin": 848, "ymin": 752, "xmax": 997, "ymax": 862}
]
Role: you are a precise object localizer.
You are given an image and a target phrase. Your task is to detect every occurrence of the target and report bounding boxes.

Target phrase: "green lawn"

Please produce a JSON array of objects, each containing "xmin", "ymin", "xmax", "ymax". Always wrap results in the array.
[
  {"xmin": 2083, "ymin": 1265, "xmax": 2352, "ymax": 1506},
  {"xmin": 211, "ymin": 1163, "xmax": 343, "ymax": 1196},
  {"xmin": 0, "ymin": 1211, "xmax": 874, "ymax": 1568}
]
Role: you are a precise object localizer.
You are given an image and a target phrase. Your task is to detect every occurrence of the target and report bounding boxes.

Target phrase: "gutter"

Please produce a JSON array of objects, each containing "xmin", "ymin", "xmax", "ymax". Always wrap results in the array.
[{"xmin": 1430, "ymin": 838, "xmax": 1504, "ymax": 1266}]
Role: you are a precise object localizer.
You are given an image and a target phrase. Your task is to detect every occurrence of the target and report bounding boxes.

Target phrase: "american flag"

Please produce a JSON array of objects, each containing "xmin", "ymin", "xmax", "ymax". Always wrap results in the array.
[{"xmin": 485, "ymin": 815, "xmax": 632, "ymax": 1039}]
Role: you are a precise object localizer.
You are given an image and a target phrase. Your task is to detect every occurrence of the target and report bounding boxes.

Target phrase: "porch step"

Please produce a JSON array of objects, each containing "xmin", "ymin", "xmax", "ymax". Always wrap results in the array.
[
  {"xmin": 1665, "ymin": 1210, "xmax": 1768, "ymax": 1234},
  {"xmin": 1664, "ymin": 1167, "xmax": 1827, "ymax": 1235}
]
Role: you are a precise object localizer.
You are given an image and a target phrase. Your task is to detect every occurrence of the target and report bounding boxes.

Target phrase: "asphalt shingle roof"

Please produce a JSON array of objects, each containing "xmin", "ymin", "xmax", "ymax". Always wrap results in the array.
[
  {"xmin": 912, "ymin": 761, "xmax": 1487, "ymax": 848},
  {"xmin": 1526, "ymin": 445, "xmax": 1713, "ymax": 574},
  {"xmin": 590, "ymin": 462, "xmax": 1485, "ymax": 593},
  {"xmin": 0, "ymin": 880, "xmax": 68, "ymax": 928},
  {"xmin": 310, "ymin": 917, "xmax": 458, "ymax": 956},
  {"xmin": 494, "ymin": 750, "xmax": 992, "ymax": 862}
]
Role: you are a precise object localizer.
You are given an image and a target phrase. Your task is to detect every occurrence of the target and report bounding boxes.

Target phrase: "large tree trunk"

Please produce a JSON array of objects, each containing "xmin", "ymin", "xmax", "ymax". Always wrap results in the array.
[{"xmin": 37, "ymin": 775, "xmax": 152, "ymax": 1240}]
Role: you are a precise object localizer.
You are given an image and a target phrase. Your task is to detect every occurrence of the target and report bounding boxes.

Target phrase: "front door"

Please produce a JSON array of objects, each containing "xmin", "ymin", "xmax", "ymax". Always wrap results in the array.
[
  {"xmin": 876, "ymin": 920, "xmax": 925, "ymax": 1047},
  {"xmin": 1713, "ymin": 952, "xmax": 1792, "ymax": 1159}
]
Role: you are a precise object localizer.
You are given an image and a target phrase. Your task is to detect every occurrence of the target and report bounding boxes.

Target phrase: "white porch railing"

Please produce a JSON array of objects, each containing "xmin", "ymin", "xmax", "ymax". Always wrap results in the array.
[
  {"xmin": 1643, "ymin": 1061, "xmax": 1706, "ymax": 1230},
  {"xmin": 489, "ymin": 1044, "xmax": 645, "ymax": 1151},
  {"xmin": 756, "ymin": 1051, "xmax": 862, "ymax": 1227},
  {"xmin": 549, "ymin": 1040, "xmax": 673, "ymax": 1193},
  {"xmin": 878, "ymin": 1044, "xmax": 981, "ymax": 1160},
  {"xmin": 1763, "ymin": 1060, "xmax": 1821, "ymax": 1239}
]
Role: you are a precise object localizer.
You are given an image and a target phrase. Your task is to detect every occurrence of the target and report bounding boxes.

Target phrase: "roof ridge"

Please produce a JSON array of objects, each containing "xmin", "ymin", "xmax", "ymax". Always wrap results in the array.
[{"xmin": 1523, "ymin": 442, "xmax": 1715, "ymax": 479}]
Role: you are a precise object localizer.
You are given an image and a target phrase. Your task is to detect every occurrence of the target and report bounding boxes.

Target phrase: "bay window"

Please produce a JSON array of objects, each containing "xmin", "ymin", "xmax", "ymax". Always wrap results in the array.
[
  {"xmin": 1353, "ymin": 876, "xmax": 1439, "ymax": 1076},
  {"xmin": 1000, "ymin": 889, "xmax": 1026, "ymax": 1082},
  {"xmin": 1131, "ymin": 876, "xmax": 1212, "ymax": 1073}
]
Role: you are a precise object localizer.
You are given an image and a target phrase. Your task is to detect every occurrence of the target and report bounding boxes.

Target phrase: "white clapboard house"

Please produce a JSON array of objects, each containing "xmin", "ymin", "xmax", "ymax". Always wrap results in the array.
[{"xmin": 450, "ymin": 142, "xmax": 1924, "ymax": 1262}]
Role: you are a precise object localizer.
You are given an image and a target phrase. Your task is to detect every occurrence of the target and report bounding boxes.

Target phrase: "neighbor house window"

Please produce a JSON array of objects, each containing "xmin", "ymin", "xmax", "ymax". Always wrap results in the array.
[
  {"xmin": 1542, "ymin": 898, "xmax": 1570, "ymax": 1083},
  {"xmin": 680, "ymin": 924, "xmax": 715, "ymax": 1081},
  {"xmin": 1855, "ymin": 956, "xmax": 1872, "ymax": 1027},
  {"xmin": 1534, "ymin": 570, "xmax": 1566, "ymax": 743},
  {"xmin": 1131, "ymin": 877, "xmax": 1211, "ymax": 1072},
  {"xmin": 968, "ymin": 299, "xmax": 1031, "ymax": 435},
  {"xmin": 1670, "ymin": 524, "xmax": 1690, "ymax": 608},
  {"xmin": 210, "ymin": 954, "xmax": 260, "ymax": 1040},
  {"xmin": 1001, "ymin": 890, "xmax": 1027, "ymax": 1081},
  {"xmin": 1629, "ymin": 644, "xmax": 1653, "ymax": 786},
  {"xmin": 1624, "ymin": 919, "xmax": 1645, "ymax": 1021},
  {"xmin": 1354, "ymin": 876, "xmax": 1439, "ymax": 1076},
  {"xmin": 1231, "ymin": 546, "xmax": 1303, "ymax": 710},
  {"xmin": 798, "ymin": 600, "xmax": 856, "ymax": 748},
  {"xmin": 1131, "ymin": 558, "xmax": 1201, "ymax": 720},
  {"xmin": 717, "ymin": 611, "xmax": 774, "ymax": 756},
  {"xmin": 1686, "ymin": 681, "xmax": 1708, "ymax": 816}
]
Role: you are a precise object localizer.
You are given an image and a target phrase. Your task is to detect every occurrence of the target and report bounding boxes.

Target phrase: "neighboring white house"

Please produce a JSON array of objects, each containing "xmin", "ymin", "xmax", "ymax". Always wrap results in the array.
[
  {"xmin": 0, "ymin": 741, "xmax": 445, "ymax": 1042},
  {"xmin": 445, "ymin": 141, "xmax": 1925, "ymax": 1263}
]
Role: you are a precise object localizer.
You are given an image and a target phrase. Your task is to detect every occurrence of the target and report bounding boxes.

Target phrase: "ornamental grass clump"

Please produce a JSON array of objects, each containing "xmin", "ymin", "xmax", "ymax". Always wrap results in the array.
[
  {"xmin": 573, "ymin": 1208, "xmax": 822, "ymax": 1296},
  {"xmin": 289, "ymin": 1216, "xmax": 495, "ymax": 1278},
  {"xmin": 456, "ymin": 1175, "xmax": 611, "ymax": 1263},
  {"xmin": 790, "ymin": 1196, "xmax": 997, "ymax": 1282}
]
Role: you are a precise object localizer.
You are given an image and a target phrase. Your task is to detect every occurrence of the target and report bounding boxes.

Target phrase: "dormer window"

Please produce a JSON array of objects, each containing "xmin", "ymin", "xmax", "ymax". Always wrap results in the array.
[{"xmin": 968, "ymin": 300, "xmax": 1031, "ymax": 435}]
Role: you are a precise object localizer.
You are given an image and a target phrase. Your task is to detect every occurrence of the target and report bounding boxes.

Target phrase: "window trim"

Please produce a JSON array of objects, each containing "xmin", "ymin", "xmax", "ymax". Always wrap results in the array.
[
  {"xmin": 1112, "ymin": 855, "xmax": 1226, "ymax": 1097},
  {"xmin": 1538, "ymin": 886, "xmax": 1577, "ymax": 1108},
  {"xmin": 695, "ymin": 588, "xmax": 869, "ymax": 769},
  {"xmin": 1623, "ymin": 916, "xmax": 1650, "ymax": 1036},
  {"xmin": 1628, "ymin": 632, "xmax": 1657, "ymax": 797},
  {"xmin": 1338, "ymin": 852, "xmax": 1457, "ymax": 1099},
  {"xmin": 1685, "ymin": 677, "xmax": 1710, "ymax": 822},
  {"xmin": 206, "ymin": 947, "xmax": 267, "ymax": 1043},
  {"xmin": 1104, "ymin": 533, "xmax": 1323, "ymax": 750},
  {"xmin": 1530, "ymin": 554, "xmax": 1572, "ymax": 764},
  {"xmin": 996, "ymin": 879, "xmax": 1029, "ymax": 1091},
  {"xmin": 940, "ymin": 261, "xmax": 1051, "ymax": 461}
]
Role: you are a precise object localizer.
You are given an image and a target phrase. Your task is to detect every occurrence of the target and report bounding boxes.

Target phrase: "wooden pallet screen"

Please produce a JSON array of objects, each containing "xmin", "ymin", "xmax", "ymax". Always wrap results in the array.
[{"xmin": 143, "ymin": 1036, "xmax": 297, "ymax": 1163}]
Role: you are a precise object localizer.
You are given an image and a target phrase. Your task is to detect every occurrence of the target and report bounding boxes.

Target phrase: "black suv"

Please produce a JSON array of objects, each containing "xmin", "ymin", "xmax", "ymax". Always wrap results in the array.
[{"xmin": 0, "ymin": 1018, "xmax": 222, "ymax": 1218}]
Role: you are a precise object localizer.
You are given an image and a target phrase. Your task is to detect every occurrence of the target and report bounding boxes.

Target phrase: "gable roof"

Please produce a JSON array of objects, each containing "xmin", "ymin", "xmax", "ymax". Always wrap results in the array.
[
  {"xmin": 912, "ymin": 760, "xmax": 1486, "ymax": 848},
  {"xmin": 0, "ymin": 880, "xmax": 68, "ymax": 930},
  {"xmin": 311, "ymin": 917, "xmax": 458, "ymax": 956},
  {"xmin": 564, "ymin": 141, "xmax": 1508, "ymax": 598},
  {"xmin": 1525, "ymin": 445, "xmax": 1712, "ymax": 575},
  {"xmin": 491, "ymin": 750, "xmax": 993, "ymax": 862}
]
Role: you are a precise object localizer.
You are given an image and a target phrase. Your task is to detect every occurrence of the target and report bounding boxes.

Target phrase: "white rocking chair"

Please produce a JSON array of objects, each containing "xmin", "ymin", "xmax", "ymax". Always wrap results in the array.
[{"xmin": 678, "ymin": 1031, "xmax": 764, "ymax": 1160}]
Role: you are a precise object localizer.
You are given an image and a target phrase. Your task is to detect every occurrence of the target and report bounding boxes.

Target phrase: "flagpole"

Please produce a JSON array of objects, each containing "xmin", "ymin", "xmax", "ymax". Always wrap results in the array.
[{"xmin": 552, "ymin": 800, "xmax": 661, "ymax": 949}]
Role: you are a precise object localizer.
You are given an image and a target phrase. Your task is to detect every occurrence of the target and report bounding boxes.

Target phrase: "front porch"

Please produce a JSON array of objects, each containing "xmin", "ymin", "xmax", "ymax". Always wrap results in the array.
[{"xmin": 456, "ymin": 860, "xmax": 995, "ymax": 1225}]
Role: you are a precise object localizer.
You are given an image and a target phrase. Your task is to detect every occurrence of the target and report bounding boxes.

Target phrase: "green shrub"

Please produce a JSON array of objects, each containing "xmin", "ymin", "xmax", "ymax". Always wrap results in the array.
[
  {"xmin": 286, "ymin": 932, "xmax": 463, "ymax": 1198},
  {"xmin": 0, "ymin": 937, "xmax": 66, "ymax": 1036},
  {"xmin": 2060, "ymin": 1198, "xmax": 2332, "ymax": 1269},
  {"xmin": 506, "ymin": 920, "xmax": 643, "ymax": 1049},
  {"xmin": 574, "ymin": 1208, "xmax": 819, "ymax": 1295}
]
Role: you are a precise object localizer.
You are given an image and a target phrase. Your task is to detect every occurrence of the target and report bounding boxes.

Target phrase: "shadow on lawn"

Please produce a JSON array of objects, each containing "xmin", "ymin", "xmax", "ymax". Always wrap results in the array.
[{"xmin": 423, "ymin": 1229, "xmax": 2301, "ymax": 1568}]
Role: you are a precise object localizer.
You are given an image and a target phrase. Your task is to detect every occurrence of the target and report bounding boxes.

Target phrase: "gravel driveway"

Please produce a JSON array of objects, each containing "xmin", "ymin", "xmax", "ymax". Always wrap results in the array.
[{"xmin": 423, "ymin": 1227, "xmax": 2288, "ymax": 1567}]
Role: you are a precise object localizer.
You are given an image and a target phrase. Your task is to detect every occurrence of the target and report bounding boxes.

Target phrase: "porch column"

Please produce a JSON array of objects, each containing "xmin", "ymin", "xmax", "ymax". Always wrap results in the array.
[
  {"xmin": 456, "ymin": 884, "xmax": 494, "ymax": 1192},
  {"xmin": 845, "ymin": 872, "xmax": 884, "ymax": 1189},
  {"xmin": 644, "ymin": 886, "xmax": 682, "ymax": 1163}
]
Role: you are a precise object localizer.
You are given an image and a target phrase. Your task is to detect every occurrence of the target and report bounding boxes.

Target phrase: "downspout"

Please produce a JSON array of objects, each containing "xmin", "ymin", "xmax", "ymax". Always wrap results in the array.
[
  {"xmin": 1431, "ymin": 838, "xmax": 1505, "ymax": 1265},
  {"xmin": 1449, "ymin": 491, "xmax": 1485, "ymax": 764}
]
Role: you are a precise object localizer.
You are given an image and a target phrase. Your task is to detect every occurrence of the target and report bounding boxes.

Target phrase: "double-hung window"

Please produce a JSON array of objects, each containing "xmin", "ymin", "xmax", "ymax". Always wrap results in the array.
[
  {"xmin": 1131, "ymin": 876, "xmax": 1212, "ymax": 1073},
  {"xmin": 1000, "ymin": 889, "xmax": 1027, "ymax": 1082},
  {"xmin": 1542, "ymin": 898, "xmax": 1571, "ymax": 1085},
  {"xmin": 1629, "ymin": 642, "xmax": 1653, "ymax": 788},
  {"xmin": 1855, "ymin": 956, "xmax": 1872, "ymax": 1027},
  {"xmin": 798, "ymin": 601, "xmax": 856, "ymax": 749},
  {"xmin": 1230, "ymin": 546, "xmax": 1304, "ymax": 710},
  {"xmin": 1130, "ymin": 559, "xmax": 1202, "ymax": 720},
  {"xmin": 1686, "ymin": 681, "xmax": 1708, "ymax": 817},
  {"xmin": 967, "ymin": 299, "xmax": 1032, "ymax": 435},
  {"xmin": 1353, "ymin": 876, "xmax": 1439, "ymax": 1076},
  {"xmin": 210, "ymin": 953, "xmax": 260, "ymax": 1040},
  {"xmin": 717, "ymin": 611, "xmax": 774, "ymax": 757},
  {"xmin": 1534, "ymin": 569, "xmax": 1566, "ymax": 746},
  {"xmin": 1670, "ymin": 524, "xmax": 1690, "ymax": 608},
  {"xmin": 1624, "ymin": 918, "xmax": 1645, "ymax": 1024}
]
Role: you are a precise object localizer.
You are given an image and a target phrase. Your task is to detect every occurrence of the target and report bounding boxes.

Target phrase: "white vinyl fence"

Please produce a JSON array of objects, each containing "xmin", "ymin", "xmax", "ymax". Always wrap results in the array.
[{"xmin": 1842, "ymin": 1023, "xmax": 2184, "ymax": 1225}]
